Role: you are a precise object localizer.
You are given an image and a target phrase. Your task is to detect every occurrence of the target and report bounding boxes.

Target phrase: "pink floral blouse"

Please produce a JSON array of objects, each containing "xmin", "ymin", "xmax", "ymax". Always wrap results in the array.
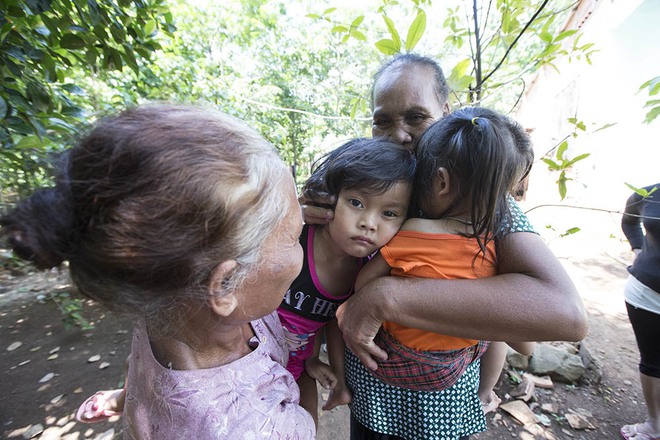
[{"xmin": 123, "ymin": 312, "xmax": 315, "ymax": 439}]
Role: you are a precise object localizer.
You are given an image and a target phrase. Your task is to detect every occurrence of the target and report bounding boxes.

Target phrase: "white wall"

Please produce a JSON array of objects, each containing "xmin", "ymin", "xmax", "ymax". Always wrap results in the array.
[{"xmin": 516, "ymin": 0, "xmax": 660, "ymax": 240}]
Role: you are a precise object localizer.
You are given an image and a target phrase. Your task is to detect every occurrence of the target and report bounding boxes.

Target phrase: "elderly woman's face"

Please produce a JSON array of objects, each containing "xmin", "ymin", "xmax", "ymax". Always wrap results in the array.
[
  {"xmin": 372, "ymin": 65, "xmax": 448, "ymax": 149},
  {"xmin": 239, "ymin": 172, "xmax": 303, "ymax": 320}
]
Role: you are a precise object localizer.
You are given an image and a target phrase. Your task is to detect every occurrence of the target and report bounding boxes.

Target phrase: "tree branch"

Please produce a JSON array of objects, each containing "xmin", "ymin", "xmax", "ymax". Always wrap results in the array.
[
  {"xmin": 472, "ymin": 0, "xmax": 483, "ymax": 101},
  {"xmin": 240, "ymin": 97, "xmax": 371, "ymax": 121},
  {"xmin": 481, "ymin": 0, "xmax": 550, "ymax": 86},
  {"xmin": 524, "ymin": 204, "xmax": 660, "ymax": 221}
]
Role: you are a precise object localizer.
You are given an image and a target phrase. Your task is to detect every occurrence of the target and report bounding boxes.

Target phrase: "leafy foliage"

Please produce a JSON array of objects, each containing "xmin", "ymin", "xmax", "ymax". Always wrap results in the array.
[
  {"xmin": 625, "ymin": 182, "xmax": 658, "ymax": 198},
  {"xmin": 48, "ymin": 290, "xmax": 93, "ymax": 330},
  {"xmin": 640, "ymin": 76, "xmax": 660, "ymax": 124},
  {"xmin": 1, "ymin": 0, "xmax": 175, "ymax": 196},
  {"xmin": 0, "ymin": 0, "xmax": 608, "ymax": 200}
]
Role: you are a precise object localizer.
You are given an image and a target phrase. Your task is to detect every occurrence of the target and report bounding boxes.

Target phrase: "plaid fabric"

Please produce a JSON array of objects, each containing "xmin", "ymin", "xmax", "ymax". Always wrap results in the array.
[{"xmin": 369, "ymin": 328, "xmax": 490, "ymax": 392}]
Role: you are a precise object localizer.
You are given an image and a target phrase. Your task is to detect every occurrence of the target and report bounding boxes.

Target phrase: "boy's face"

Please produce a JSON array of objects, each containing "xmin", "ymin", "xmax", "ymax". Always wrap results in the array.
[{"xmin": 327, "ymin": 182, "xmax": 411, "ymax": 258}]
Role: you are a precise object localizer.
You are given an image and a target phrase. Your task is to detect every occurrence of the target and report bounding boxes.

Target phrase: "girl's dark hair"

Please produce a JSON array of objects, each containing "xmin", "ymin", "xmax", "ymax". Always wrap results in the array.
[
  {"xmin": 371, "ymin": 53, "xmax": 450, "ymax": 108},
  {"xmin": 0, "ymin": 104, "xmax": 290, "ymax": 330},
  {"xmin": 303, "ymin": 138, "xmax": 416, "ymax": 211},
  {"xmin": 415, "ymin": 107, "xmax": 533, "ymax": 258}
]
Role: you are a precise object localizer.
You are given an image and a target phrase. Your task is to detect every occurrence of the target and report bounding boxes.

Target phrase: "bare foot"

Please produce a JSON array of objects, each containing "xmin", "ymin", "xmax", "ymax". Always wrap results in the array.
[
  {"xmin": 322, "ymin": 386, "xmax": 352, "ymax": 411},
  {"xmin": 620, "ymin": 422, "xmax": 660, "ymax": 440},
  {"xmin": 481, "ymin": 391, "xmax": 501, "ymax": 415},
  {"xmin": 75, "ymin": 389, "xmax": 125, "ymax": 423}
]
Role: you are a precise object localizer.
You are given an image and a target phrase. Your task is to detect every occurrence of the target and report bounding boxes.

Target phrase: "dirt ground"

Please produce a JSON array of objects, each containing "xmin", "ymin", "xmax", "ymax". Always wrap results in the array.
[{"xmin": 0, "ymin": 225, "xmax": 648, "ymax": 440}]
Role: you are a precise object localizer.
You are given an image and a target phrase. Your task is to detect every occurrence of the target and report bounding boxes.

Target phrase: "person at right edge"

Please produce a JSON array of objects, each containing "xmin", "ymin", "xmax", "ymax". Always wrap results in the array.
[{"xmin": 621, "ymin": 183, "xmax": 660, "ymax": 440}]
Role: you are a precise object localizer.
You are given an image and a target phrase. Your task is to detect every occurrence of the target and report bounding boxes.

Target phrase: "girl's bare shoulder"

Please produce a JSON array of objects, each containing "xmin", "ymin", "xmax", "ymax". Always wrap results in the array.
[{"xmin": 400, "ymin": 218, "xmax": 457, "ymax": 235}]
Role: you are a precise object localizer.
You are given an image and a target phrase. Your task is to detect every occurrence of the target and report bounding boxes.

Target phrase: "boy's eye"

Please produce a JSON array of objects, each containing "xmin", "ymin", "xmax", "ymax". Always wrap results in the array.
[
  {"xmin": 383, "ymin": 210, "xmax": 398, "ymax": 218},
  {"xmin": 349, "ymin": 199, "xmax": 363, "ymax": 208}
]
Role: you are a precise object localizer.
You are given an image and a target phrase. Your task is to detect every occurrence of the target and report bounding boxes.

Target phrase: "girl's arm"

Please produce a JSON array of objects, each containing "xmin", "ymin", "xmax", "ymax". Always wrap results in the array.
[
  {"xmin": 355, "ymin": 252, "xmax": 393, "ymax": 293},
  {"xmin": 336, "ymin": 231, "xmax": 589, "ymax": 370}
]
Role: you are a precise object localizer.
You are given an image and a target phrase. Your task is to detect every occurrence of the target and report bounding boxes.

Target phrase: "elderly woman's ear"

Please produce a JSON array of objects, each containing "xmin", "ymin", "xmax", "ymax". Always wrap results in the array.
[{"xmin": 209, "ymin": 260, "xmax": 239, "ymax": 317}]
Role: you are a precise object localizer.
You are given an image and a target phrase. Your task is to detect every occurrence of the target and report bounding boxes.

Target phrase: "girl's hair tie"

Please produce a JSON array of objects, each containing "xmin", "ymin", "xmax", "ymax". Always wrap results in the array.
[{"xmin": 471, "ymin": 117, "xmax": 479, "ymax": 126}]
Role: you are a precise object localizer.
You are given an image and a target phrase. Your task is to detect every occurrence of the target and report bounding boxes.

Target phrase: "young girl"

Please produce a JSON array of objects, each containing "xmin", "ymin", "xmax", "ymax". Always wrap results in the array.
[
  {"xmin": 1, "ymin": 104, "xmax": 315, "ymax": 438},
  {"xmin": 355, "ymin": 107, "xmax": 535, "ymax": 397},
  {"xmin": 280, "ymin": 138, "xmax": 416, "ymax": 426}
]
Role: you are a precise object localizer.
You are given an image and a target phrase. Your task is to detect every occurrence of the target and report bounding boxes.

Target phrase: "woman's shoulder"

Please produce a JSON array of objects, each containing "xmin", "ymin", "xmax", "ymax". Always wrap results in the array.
[{"xmin": 501, "ymin": 196, "xmax": 536, "ymax": 235}]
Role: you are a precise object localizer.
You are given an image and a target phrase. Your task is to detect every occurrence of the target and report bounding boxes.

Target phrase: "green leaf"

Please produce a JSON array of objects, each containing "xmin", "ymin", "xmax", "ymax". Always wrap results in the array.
[
  {"xmin": 144, "ymin": 19, "xmax": 157, "ymax": 36},
  {"xmin": 555, "ymin": 29, "xmax": 578, "ymax": 42},
  {"xmin": 644, "ymin": 105, "xmax": 660, "ymax": 124},
  {"xmin": 16, "ymin": 135, "xmax": 43, "ymax": 149},
  {"xmin": 306, "ymin": 13, "xmax": 320, "ymax": 19},
  {"xmin": 331, "ymin": 25, "xmax": 348, "ymax": 34},
  {"xmin": 450, "ymin": 58, "xmax": 471, "ymax": 77},
  {"xmin": 61, "ymin": 105, "xmax": 86, "ymax": 117},
  {"xmin": 624, "ymin": 182, "xmax": 650, "ymax": 197},
  {"xmin": 447, "ymin": 59, "xmax": 473, "ymax": 91},
  {"xmin": 41, "ymin": 54, "xmax": 57, "ymax": 82},
  {"xmin": 405, "ymin": 9, "xmax": 426, "ymax": 52},
  {"xmin": 382, "ymin": 15, "xmax": 401, "ymax": 48},
  {"xmin": 350, "ymin": 16, "xmax": 364, "ymax": 28},
  {"xmin": 48, "ymin": 117, "xmax": 76, "ymax": 131},
  {"xmin": 558, "ymin": 171, "xmax": 568, "ymax": 200},
  {"xmin": 350, "ymin": 97, "xmax": 359, "ymax": 119},
  {"xmin": 122, "ymin": 44, "xmax": 139, "ymax": 73},
  {"xmin": 375, "ymin": 39, "xmax": 400, "ymax": 55},
  {"xmin": 323, "ymin": 7, "xmax": 336, "ymax": 16},
  {"xmin": 565, "ymin": 153, "xmax": 590, "ymax": 168},
  {"xmin": 110, "ymin": 24, "xmax": 127, "ymax": 42},
  {"xmin": 643, "ymin": 99, "xmax": 660, "ymax": 108},
  {"xmin": 61, "ymin": 83, "xmax": 85, "ymax": 95},
  {"xmin": 639, "ymin": 76, "xmax": 660, "ymax": 90},
  {"xmin": 60, "ymin": 34, "xmax": 86, "ymax": 50},
  {"xmin": 539, "ymin": 31, "xmax": 552, "ymax": 43},
  {"xmin": 106, "ymin": 47, "xmax": 123, "ymax": 71},
  {"xmin": 541, "ymin": 157, "xmax": 560, "ymax": 171},
  {"xmin": 68, "ymin": 25, "xmax": 89, "ymax": 33},
  {"xmin": 592, "ymin": 122, "xmax": 616, "ymax": 133},
  {"xmin": 26, "ymin": 82, "xmax": 51, "ymax": 112},
  {"xmin": 556, "ymin": 140, "xmax": 568, "ymax": 159},
  {"xmin": 0, "ymin": 96, "xmax": 8, "ymax": 119},
  {"xmin": 85, "ymin": 48, "xmax": 98, "ymax": 66},
  {"xmin": 560, "ymin": 227, "xmax": 581, "ymax": 237},
  {"xmin": 351, "ymin": 29, "xmax": 367, "ymax": 42}
]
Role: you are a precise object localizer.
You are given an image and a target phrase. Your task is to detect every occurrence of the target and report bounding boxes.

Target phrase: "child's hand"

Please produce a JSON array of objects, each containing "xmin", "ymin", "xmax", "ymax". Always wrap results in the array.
[
  {"xmin": 322, "ymin": 382, "xmax": 352, "ymax": 411},
  {"xmin": 304, "ymin": 356, "xmax": 337, "ymax": 390}
]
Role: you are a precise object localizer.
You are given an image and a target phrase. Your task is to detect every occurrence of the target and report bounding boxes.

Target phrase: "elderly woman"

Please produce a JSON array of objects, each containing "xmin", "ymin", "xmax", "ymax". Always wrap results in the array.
[{"xmin": 1, "ymin": 105, "xmax": 316, "ymax": 439}]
